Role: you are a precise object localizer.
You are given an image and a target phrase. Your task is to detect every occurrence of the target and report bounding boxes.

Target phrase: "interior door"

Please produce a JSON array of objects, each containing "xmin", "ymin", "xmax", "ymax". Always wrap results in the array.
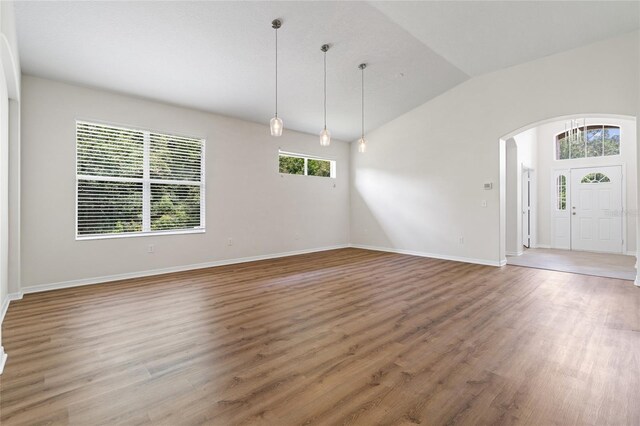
[
  {"xmin": 522, "ymin": 169, "xmax": 531, "ymax": 248},
  {"xmin": 570, "ymin": 166, "xmax": 622, "ymax": 253}
]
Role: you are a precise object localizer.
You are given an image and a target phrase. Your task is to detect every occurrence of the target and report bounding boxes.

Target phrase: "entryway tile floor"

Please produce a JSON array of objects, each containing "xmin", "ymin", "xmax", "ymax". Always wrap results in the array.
[{"xmin": 507, "ymin": 248, "xmax": 636, "ymax": 281}]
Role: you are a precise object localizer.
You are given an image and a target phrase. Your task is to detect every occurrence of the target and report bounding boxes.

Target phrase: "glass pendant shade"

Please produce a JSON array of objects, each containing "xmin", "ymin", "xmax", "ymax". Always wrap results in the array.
[
  {"xmin": 358, "ymin": 137, "xmax": 367, "ymax": 153},
  {"xmin": 270, "ymin": 116, "xmax": 283, "ymax": 136},
  {"xmin": 319, "ymin": 128, "xmax": 331, "ymax": 146}
]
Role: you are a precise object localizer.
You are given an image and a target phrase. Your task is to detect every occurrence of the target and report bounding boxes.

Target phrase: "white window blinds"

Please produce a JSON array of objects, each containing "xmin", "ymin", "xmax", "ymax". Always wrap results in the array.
[{"xmin": 76, "ymin": 121, "xmax": 205, "ymax": 239}]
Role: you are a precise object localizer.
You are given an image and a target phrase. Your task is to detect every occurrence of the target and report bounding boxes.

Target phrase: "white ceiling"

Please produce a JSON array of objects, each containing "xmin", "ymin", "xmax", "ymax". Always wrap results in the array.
[
  {"xmin": 371, "ymin": 1, "xmax": 640, "ymax": 77},
  {"xmin": 15, "ymin": 1, "xmax": 640, "ymax": 141}
]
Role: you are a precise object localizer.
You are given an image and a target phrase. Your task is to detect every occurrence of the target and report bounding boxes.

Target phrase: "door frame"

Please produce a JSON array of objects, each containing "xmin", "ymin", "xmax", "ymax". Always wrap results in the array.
[
  {"xmin": 522, "ymin": 168, "xmax": 532, "ymax": 249},
  {"xmin": 551, "ymin": 164, "xmax": 626, "ymax": 254}
]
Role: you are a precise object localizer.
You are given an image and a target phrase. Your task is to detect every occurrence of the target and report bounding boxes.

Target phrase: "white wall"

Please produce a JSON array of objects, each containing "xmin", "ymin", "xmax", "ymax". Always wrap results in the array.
[
  {"xmin": 20, "ymin": 76, "xmax": 350, "ymax": 290},
  {"xmin": 350, "ymin": 31, "xmax": 639, "ymax": 265},
  {"xmin": 0, "ymin": 1, "xmax": 20, "ymax": 373},
  {"xmin": 534, "ymin": 116, "xmax": 637, "ymax": 252},
  {"xmin": 505, "ymin": 138, "xmax": 520, "ymax": 255}
]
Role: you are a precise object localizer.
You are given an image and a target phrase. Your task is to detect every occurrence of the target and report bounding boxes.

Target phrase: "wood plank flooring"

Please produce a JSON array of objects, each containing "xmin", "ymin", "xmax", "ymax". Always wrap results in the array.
[{"xmin": 1, "ymin": 248, "xmax": 638, "ymax": 425}]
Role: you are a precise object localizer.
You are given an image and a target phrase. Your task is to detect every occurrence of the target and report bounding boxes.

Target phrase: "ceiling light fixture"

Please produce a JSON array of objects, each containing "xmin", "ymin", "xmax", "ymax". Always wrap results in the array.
[
  {"xmin": 358, "ymin": 63, "xmax": 367, "ymax": 153},
  {"xmin": 270, "ymin": 19, "xmax": 283, "ymax": 137},
  {"xmin": 564, "ymin": 118, "xmax": 586, "ymax": 146},
  {"xmin": 319, "ymin": 44, "xmax": 331, "ymax": 147}
]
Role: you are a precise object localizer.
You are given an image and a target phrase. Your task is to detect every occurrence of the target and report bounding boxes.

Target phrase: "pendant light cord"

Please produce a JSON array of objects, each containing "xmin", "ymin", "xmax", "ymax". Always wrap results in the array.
[
  {"xmin": 323, "ymin": 50, "xmax": 327, "ymax": 130},
  {"xmin": 275, "ymin": 26, "xmax": 278, "ymax": 118},
  {"xmin": 361, "ymin": 66, "xmax": 365, "ymax": 139}
]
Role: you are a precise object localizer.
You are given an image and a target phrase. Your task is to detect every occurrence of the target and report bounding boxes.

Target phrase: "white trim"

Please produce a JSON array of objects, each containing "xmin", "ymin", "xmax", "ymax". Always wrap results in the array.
[
  {"xmin": 533, "ymin": 244, "xmax": 552, "ymax": 249},
  {"xmin": 142, "ymin": 131, "xmax": 151, "ymax": 231},
  {"xmin": 349, "ymin": 244, "xmax": 505, "ymax": 267},
  {"xmin": 500, "ymin": 113, "xmax": 636, "ymax": 142},
  {"xmin": 0, "ymin": 347, "xmax": 6, "ymax": 375},
  {"xmin": 506, "ymin": 250, "xmax": 524, "ymax": 257},
  {"xmin": 75, "ymin": 118, "xmax": 206, "ymax": 141},
  {"xmin": 20, "ymin": 245, "xmax": 349, "ymax": 295},
  {"xmin": 635, "ymin": 275, "xmax": 640, "ymax": 287},
  {"xmin": 76, "ymin": 228, "xmax": 205, "ymax": 241},
  {"xmin": 1, "ymin": 292, "xmax": 24, "ymax": 325},
  {"xmin": 278, "ymin": 150, "xmax": 336, "ymax": 162}
]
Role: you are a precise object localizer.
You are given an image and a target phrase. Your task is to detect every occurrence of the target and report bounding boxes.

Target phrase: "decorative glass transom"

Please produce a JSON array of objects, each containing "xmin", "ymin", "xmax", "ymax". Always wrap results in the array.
[
  {"xmin": 555, "ymin": 125, "xmax": 620, "ymax": 160},
  {"xmin": 581, "ymin": 173, "xmax": 610, "ymax": 184}
]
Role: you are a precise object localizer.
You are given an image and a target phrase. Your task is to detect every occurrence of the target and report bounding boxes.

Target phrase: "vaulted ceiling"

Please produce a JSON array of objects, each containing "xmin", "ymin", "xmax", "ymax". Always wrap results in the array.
[{"xmin": 15, "ymin": 1, "xmax": 640, "ymax": 141}]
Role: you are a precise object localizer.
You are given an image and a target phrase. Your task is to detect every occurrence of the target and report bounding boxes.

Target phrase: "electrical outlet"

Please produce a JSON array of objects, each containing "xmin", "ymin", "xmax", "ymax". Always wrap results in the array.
[
  {"xmin": 481, "ymin": 200, "xmax": 487, "ymax": 208},
  {"xmin": 227, "ymin": 238, "xmax": 233, "ymax": 246},
  {"xmin": 459, "ymin": 237, "xmax": 464, "ymax": 244},
  {"xmin": 148, "ymin": 244, "xmax": 154, "ymax": 253}
]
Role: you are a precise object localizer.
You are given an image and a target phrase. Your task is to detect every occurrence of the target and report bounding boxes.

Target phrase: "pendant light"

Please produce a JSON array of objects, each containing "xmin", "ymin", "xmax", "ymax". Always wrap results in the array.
[
  {"xmin": 358, "ymin": 63, "xmax": 367, "ymax": 153},
  {"xmin": 269, "ymin": 19, "xmax": 283, "ymax": 137},
  {"xmin": 319, "ymin": 44, "xmax": 331, "ymax": 146}
]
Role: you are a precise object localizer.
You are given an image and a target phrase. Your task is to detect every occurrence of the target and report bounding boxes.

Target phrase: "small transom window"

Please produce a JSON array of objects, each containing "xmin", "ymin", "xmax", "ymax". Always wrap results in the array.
[{"xmin": 278, "ymin": 151, "xmax": 336, "ymax": 178}]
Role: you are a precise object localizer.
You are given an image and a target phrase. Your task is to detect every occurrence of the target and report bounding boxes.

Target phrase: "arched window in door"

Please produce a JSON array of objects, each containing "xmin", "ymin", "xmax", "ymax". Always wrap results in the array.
[{"xmin": 581, "ymin": 172, "xmax": 611, "ymax": 184}]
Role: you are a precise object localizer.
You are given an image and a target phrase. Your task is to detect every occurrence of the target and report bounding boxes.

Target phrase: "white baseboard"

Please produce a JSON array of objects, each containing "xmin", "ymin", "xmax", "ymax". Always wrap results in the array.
[
  {"xmin": 21, "ymin": 244, "xmax": 350, "ymax": 295},
  {"xmin": 505, "ymin": 251, "xmax": 524, "ymax": 257},
  {"xmin": 0, "ymin": 347, "xmax": 6, "ymax": 375},
  {"xmin": 635, "ymin": 276, "xmax": 640, "ymax": 287},
  {"xmin": 1, "ymin": 292, "xmax": 24, "ymax": 325},
  {"xmin": 349, "ymin": 244, "xmax": 504, "ymax": 267},
  {"xmin": 532, "ymin": 244, "xmax": 551, "ymax": 249}
]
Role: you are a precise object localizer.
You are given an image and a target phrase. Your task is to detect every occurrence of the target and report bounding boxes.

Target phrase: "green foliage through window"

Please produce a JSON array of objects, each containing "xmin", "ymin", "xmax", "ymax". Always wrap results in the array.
[
  {"xmin": 278, "ymin": 152, "xmax": 334, "ymax": 178},
  {"xmin": 279, "ymin": 155, "xmax": 304, "ymax": 175},
  {"xmin": 556, "ymin": 175, "xmax": 567, "ymax": 211},
  {"xmin": 76, "ymin": 122, "xmax": 204, "ymax": 238},
  {"xmin": 308, "ymin": 159, "xmax": 331, "ymax": 177},
  {"xmin": 581, "ymin": 173, "xmax": 610, "ymax": 184},
  {"xmin": 556, "ymin": 125, "xmax": 620, "ymax": 160}
]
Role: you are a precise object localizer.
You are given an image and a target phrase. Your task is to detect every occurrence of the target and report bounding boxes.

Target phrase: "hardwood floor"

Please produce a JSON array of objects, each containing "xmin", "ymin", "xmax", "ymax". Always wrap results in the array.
[{"xmin": 1, "ymin": 248, "xmax": 638, "ymax": 425}]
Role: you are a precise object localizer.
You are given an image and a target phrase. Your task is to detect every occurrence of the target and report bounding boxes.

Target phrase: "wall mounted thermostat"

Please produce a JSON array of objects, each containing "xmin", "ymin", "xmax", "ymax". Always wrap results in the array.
[{"xmin": 483, "ymin": 182, "xmax": 493, "ymax": 190}]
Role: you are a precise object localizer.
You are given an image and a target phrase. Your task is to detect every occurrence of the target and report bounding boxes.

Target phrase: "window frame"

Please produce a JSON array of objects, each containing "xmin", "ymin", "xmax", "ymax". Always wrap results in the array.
[
  {"xmin": 75, "ymin": 120, "xmax": 206, "ymax": 240},
  {"xmin": 278, "ymin": 150, "xmax": 336, "ymax": 178},
  {"xmin": 554, "ymin": 124, "xmax": 621, "ymax": 161}
]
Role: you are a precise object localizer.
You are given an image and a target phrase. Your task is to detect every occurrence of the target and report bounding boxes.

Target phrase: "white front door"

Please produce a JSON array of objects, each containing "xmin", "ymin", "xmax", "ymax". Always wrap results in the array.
[{"xmin": 570, "ymin": 166, "xmax": 623, "ymax": 253}]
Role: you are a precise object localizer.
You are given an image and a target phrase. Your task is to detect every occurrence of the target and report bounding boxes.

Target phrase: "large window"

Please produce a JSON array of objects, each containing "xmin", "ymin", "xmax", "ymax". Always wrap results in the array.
[
  {"xmin": 76, "ymin": 121, "xmax": 205, "ymax": 239},
  {"xmin": 555, "ymin": 125, "xmax": 620, "ymax": 160},
  {"xmin": 278, "ymin": 151, "xmax": 335, "ymax": 178}
]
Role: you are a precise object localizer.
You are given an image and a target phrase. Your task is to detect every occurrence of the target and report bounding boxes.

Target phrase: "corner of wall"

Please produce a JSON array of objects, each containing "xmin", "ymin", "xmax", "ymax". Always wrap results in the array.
[{"xmin": 0, "ymin": 346, "xmax": 7, "ymax": 375}]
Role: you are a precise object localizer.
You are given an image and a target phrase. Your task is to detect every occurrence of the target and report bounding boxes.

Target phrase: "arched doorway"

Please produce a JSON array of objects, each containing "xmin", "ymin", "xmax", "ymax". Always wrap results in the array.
[{"xmin": 499, "ymin": 114, "xmax": 637, "ymax": 281}]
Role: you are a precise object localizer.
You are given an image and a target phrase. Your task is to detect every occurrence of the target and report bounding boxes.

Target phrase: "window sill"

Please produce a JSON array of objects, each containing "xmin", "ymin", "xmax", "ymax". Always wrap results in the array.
[{"xmin": 76, "ymin": 228, "xmax": 206, "ymax": 241}]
